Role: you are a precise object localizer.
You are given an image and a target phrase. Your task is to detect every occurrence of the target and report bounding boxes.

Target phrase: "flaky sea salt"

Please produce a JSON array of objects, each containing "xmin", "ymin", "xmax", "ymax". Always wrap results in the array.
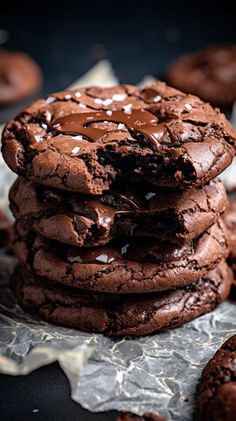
[
  {"xmin": 45, "ymin": 96, "xmax": 55, "ymax": 104},
  {"xmin": 106, "ymin": 110, "xmax": 112, "ymax": 116},
  {"xmin": 34, "ymin": 135, "xmax": 43, "ymax": 142},
  {"xmin": 72, "ymin": 135, "xmax": 83, "ymax": 140},
  {"xmin": 123, "ymin": 104, "xmax": 132, "ymax": 114},
  {"xmin": 71, "ymin": 146, "xmax": 81, "ymax": 155},
  {"xmin": 145, "ymin": 192, "xmax": 156, "ymax": 200},
  {"xmin": 154, "ymin": 95, "xmax": 161, "ymax": 103},
  {"xmin": 65, "ymin": 94, "xmax": 71, "ymax": 100},
  {"xmin": 95, "ymin": 98, "xmax": 113, "ymax": 106},
  {"xmin": 121, "ymin": 243, "xmax": 130, "ymax": 255},
  {"xmin": 112, "ymin": 94, "xmax": 127, "ymax": 102},
  {"xmin": 96, "ymin": 254, "xmax": 111, "ymax": 263},
  {"xmin": 118, "ymin": 123, "xmax": 125, "ymax": 130},
  {"xmin": 103, "ymin": 99, "xmax": 113, "ymax": 106},
  {"xmin": 75, "ymin": 91, "xmax": 81, "ymax": 98},
  {"xmin": 79, "ymin": 103, "xmax": 86, "ymax": 108},
  {"xmin": 94, "ymin": 98, "xmax": 103, "ymax": 105},
  {"xmin": 185, "ymin": 103, "xmax": 192, "ymax": 110}
]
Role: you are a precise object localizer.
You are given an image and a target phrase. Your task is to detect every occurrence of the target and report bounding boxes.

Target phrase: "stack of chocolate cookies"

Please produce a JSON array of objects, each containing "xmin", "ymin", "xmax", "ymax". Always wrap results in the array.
[{"xmin": 2, "ymin": 81, "xmax": 236, "ymax": 336}]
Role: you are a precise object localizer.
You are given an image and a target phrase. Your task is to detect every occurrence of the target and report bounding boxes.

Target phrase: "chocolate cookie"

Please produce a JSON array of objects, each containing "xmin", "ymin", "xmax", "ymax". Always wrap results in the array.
[
  {"xmin": 12, "ymin": 220, "xmax": 229, "ymax": 293},
  {"xmin": 116, "ymin": 412, "xmax": 166, "ymax": 421},
  {"xmin": 0, "ymin": 210, "xmax": 12, "ymax": 248},
  {"xmin": 11, "ymin": 261, "xmax": 232, "ymax": 336},
  {"xmin": 9, "ymin": 177, "xmax": 228, "ymax": 247},
  {"xmin": 199, "ymin": 335, "xmax": 236, "ymax": 421},
  {"xmin": 0, "ymin": 50, "xmax": 42, "ymax": 107},
  {"xmin": 2, "ymin": 82, "xmax": 235, "ymax": 194},
  {"xmin": 11, "ymin": 262, "xmax": 232, "ymax": 336},
  {"xmin": 166, "ymin": 44, "xmax": 236, "ymax": 107}
]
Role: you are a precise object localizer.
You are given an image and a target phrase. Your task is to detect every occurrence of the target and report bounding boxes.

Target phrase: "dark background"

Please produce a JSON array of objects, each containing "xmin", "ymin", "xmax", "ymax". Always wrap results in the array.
[
  {"xmin": 0, "ymin": 1, "xmax": 235, "ymax": 420},
  {"xmin": 0, "ymin": 0, "xmax": 235, "ymax": 124}
]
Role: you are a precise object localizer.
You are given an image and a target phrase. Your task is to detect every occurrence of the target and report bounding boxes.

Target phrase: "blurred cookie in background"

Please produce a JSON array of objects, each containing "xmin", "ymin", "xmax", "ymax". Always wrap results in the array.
[
  {"xmin": 166, "ymin": 44, "xmax": 236, "ymax": 107},
  {"xmin": 0, "ymin": 49, "xmax": 42, "ymax": 106}
]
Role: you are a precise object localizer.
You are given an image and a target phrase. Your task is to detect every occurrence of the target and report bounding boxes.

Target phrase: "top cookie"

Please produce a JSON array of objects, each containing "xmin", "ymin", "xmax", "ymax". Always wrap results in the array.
[
  {"xmin": 166, "ymin": 44, "xmax": 236, "ymax": 107},
  {"xmin": 2, "ymin": 82, "xmax": 236, "ymax": 194}
]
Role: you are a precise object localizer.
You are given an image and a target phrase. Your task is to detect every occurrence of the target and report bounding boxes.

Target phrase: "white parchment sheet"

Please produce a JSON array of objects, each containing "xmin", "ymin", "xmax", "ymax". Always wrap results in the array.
[{"xmin": 0, "ymin": 62, "xmax": 235, "ymax": 420}]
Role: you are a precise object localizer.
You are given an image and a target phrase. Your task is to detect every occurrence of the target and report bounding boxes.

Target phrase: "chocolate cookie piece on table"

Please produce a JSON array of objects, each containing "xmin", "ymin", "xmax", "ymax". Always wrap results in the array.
[
  {"xmin": 11, "ymin": 261, "xmax": 232, "ymax": 336},
  {"xmin": 9, "ymin": 177, "xmax": 228, "ymax": 247},
  {"xmin": 0, "ymin": 50, "xmax": 42, "ymax": 107},
  {"xmin": 12, "ymin": 220, "xmax": 229, "ymax": 294},
  {"xmin": 166, "ymin": 44, "xmax": 236, "ymax": 107},
  {"xmin": 199, "ymin": 335, "xmax": 236, "ymax": 421},
  {"xmin": 2, "ymin": 82, "xmax": 236, "ymax": 194}
]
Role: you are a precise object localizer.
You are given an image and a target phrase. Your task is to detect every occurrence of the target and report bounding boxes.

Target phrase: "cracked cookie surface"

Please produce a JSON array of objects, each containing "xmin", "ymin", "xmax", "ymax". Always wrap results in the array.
[
  {"xmin": 10, "ymin": 177, "xmax": 228, "ymax": 247},
  {"xmin": 12, "ymin": 219, "xmax": 229, "ymax": 293},
  {"xmin": 199, "ymin": 334, "xmax": 236, "ymax": 421},
  {"xmin": 11, "ymin": 261, "xmax": 232, "ymax": 336},
  {"xmin": 2, "ymin": 82, "xmax": 236, "ymax": 194}
]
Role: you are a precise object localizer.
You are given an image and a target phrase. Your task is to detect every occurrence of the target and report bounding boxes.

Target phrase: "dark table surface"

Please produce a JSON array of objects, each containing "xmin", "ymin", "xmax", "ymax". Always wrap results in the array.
[{"xmin": 0, "ymin": 1, "xmax": 235, "ymax": 419}]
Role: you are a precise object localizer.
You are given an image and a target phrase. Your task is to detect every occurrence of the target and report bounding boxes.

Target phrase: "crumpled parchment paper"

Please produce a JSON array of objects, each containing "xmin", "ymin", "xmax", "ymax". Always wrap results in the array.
[{"xmin": 0, "ymin": 62, "xmax": 236, "ymax": 420}]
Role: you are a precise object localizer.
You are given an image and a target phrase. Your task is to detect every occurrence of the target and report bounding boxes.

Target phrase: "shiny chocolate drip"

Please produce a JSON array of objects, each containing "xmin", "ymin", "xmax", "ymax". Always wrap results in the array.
[
  {"xmin": 43, "ymin": 183, "xmax": 173, "ymax": 233},
  {"xmin": 72, "ymin": 195, "xmax": 141, "ymax": 230},
  {"xmin": 53, "ymin": 110, "xmax": 167, "ymax": 150},
  {"xmin": 112, "ymin": 191, "xmax": 143, "ymax": 212},
  {"xmin": 74, "ymin": 199, "xmax": 116, "ymax": 229}
]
